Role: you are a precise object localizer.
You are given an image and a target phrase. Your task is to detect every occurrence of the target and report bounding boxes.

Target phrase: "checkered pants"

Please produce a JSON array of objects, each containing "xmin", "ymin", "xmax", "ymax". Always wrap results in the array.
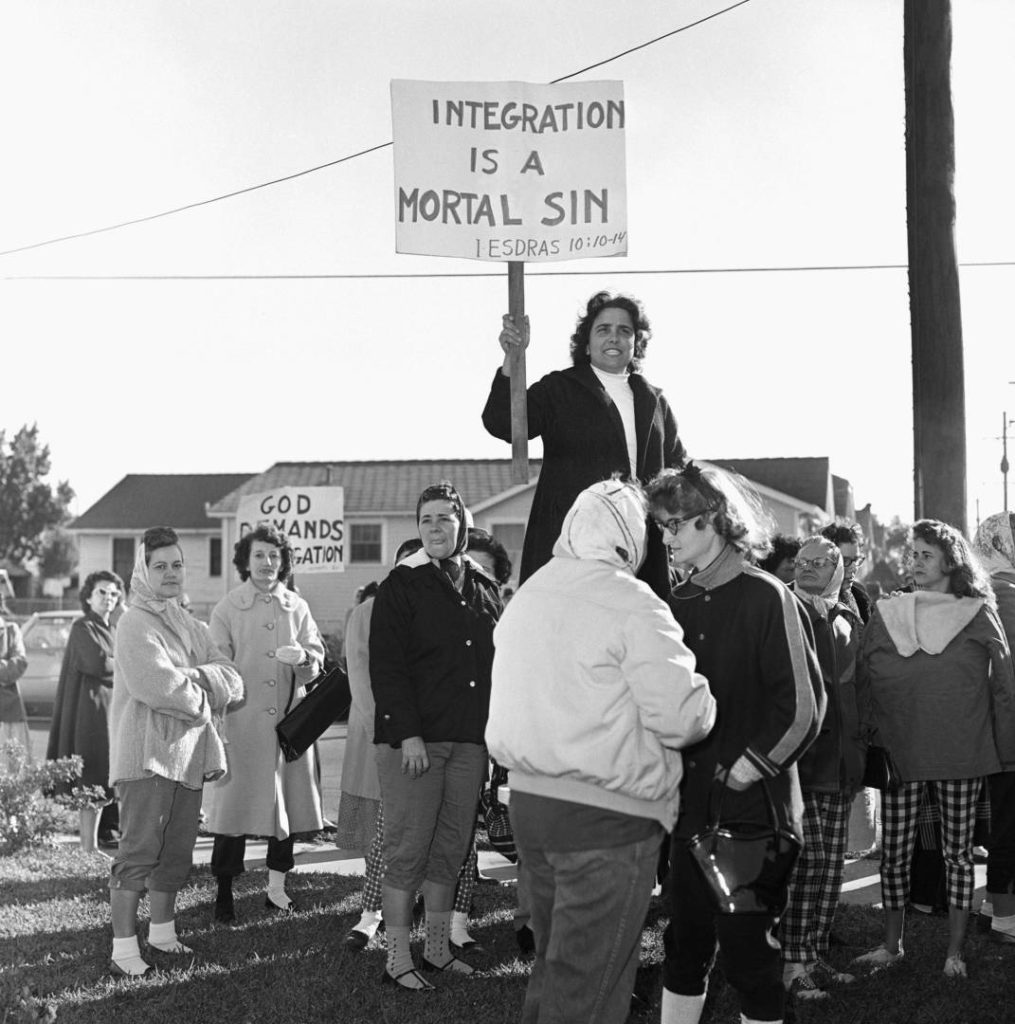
[
  {"xmin": 781, "ymin": 791, "xmax": 851, "ymax": 966},
  {"xmin": 881, "ymin": 778, "xmax": 984, "ymax": 911},
  {"xmin": 360, "ymin": 802, "xmax": 478, "ymax": 914}
]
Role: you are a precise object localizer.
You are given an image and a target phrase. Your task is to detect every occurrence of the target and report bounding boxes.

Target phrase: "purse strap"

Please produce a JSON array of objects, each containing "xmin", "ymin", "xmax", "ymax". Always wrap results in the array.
[{"xmin": 708, "ymin": 770, "xmax": 781, "ymax": 831}]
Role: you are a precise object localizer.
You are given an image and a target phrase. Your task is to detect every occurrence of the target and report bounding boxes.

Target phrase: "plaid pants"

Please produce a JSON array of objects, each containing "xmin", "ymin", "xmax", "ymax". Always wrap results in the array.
[
  {"xmin": 781, "ymin": 791, "xmax": 851, "ymax": 966},
  {"xmin": 360, "ymin": 802, "xmax": 479, "ymax": 914},
  {"xmin": 881, "ymin": 778, "xmax": 984, "ymax": 910}
]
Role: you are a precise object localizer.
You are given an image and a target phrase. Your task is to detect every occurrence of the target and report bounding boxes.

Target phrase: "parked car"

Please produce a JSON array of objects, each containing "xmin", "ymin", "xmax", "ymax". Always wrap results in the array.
[{"xmin": 19, "ymin": 610, "xmax": 83, "ymax": 718}]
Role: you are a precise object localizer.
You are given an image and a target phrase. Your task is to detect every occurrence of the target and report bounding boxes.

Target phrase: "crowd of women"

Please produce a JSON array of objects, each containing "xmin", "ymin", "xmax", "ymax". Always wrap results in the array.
[{"xmin": 3, "ymin": 288, "xmax": 1014, "ymax": 1024}]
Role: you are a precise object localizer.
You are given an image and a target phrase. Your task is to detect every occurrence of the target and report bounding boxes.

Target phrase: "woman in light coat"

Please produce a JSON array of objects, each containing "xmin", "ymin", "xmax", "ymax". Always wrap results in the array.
[
  {"xmin": 109, "ymin": 526, "xmax": 242, "ymax": 977},
  {"xmin": 205, "ymin": 524, "xmax": 325, "ymax": 923}
]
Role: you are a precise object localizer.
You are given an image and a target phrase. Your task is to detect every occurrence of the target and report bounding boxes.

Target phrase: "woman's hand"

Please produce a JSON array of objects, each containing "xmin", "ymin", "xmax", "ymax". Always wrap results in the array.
[
  {"xmin": 274, "ymin": 644, "xmax": 305, "ymax": 666},
  {"xmin": 714, "ymin": 755, "xmax": 762, "ymax": 792},
  {"xmin": 498, "ymin": 313, "xmax": 530, "ymax": 376},
  {"xmin": 401, "ymin": 736, "xmax": 430, "ymax": 778}
]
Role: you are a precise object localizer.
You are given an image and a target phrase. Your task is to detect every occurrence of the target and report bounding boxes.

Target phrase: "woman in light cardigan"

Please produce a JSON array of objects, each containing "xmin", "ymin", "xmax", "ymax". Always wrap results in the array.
[{"xmin": 108, "ymin": 526, "xmax": 242, "ymax": 977}]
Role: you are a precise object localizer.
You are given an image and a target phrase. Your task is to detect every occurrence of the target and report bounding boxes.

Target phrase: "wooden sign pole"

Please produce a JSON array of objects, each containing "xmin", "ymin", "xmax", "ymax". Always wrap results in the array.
[{"xmin": 508, "ymin": 261, "xmax": 529, "ymax": 484}]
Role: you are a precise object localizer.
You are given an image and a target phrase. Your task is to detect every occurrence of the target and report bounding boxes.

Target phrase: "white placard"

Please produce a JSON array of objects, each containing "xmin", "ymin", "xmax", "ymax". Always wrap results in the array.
[
  {"xmin": 392, "ymin": 79, "xmax": 627, "ymax": 262},
  {"xmin": 237, "ymin": 486, "xmax": 345, "ymax": 574}
]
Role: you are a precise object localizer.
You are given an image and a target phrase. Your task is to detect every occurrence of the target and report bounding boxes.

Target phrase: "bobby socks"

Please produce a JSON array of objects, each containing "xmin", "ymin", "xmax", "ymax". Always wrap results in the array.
[
  {"xmin": 148, "ymin": 919, "xmax": 193, "ymax": 954},
  {"xmin": 111, "ymin": 935, "xmax": 150, "ymax": 976},
  {"xmin": 661, "ymin": 988, "xmax": 706, "ymax": 1024},
  {"xmin": 267, "ymin": 869, "xmax": 291, "ymax": 909}
]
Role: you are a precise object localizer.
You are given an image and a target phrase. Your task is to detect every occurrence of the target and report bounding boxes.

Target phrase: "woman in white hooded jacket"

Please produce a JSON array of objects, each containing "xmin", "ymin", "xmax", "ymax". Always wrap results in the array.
[{"xmin": 486, "ymin": 479, "xmax": 716, "ymax": 1024}]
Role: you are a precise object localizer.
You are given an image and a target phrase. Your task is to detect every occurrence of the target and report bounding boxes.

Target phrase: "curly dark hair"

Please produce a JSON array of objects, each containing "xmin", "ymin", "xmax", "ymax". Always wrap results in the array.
[
  {"xmin": 142, "ymin": 526, "xmax": 181, "ymax": 564},
  {"xmin": 467, "ymin": 528, "xmax": 514, "ymax": 585},
  {"xmin": 79, "ymin": 570, "xmax": 124, "ymax": 612},
  {"xmin": 569, "ymin": 291, "xmax": 651, "ymax": 372},
  {"xmin": 759, "ymin": 534, "xmax": 803, "ymax": 576},
  {"xmin": 821, "ymin": 521, "xmax": 864, "ymax": 547},
  {"xmin": 910, "ymin": 519, "xmax": 993, "ymax": 603},
  {"xmin": 233, "ymin": 524, "xmax": 294, "ymax": 583}
]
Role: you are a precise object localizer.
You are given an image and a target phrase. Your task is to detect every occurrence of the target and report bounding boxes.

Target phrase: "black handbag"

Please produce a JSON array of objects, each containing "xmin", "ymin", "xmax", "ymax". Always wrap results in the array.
[
  {"xmin": 688, "ymin": 775, "xmax": 802, "ymax": 915},
  {"xmin": 275, "ymin": 665, "xmax": 352, "ymax": 763},
  {"xmin": 861, "ymin": 745, "xmax": 899, "ymax": 791}
]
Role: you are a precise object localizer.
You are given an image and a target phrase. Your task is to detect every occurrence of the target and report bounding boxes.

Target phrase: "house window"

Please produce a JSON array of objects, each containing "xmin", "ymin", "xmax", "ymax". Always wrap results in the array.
[
  {"xmin": 349, "ymin": 523, "xmax": 382, "ymax": 564},
  {"xmin": 490, "ymin": 523, "xmax": 526, "ymax": 581},
  {"xmin": 209, "ymin": 536, "xmax": 223, "ymax": 577},
  {"xmin": 112, "ymin": 537, "xmax": 135, "ymax": 590}
]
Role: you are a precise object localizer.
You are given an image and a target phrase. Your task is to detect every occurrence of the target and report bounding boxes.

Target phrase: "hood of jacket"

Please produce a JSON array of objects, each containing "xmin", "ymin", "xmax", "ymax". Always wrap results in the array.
[{"xmin": 551, "ymin": 479, "xmax": 647, "ymax": 574}]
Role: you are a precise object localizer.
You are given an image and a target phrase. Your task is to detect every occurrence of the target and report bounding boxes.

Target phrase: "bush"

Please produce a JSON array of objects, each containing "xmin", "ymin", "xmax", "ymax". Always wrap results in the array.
[{"xmin": 0, "ymin": 742, "xmax": 102, "ymax": 856}]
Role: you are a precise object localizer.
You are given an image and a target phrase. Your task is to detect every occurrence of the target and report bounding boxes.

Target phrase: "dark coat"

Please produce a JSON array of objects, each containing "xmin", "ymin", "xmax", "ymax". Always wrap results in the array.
[
  {"xmin": 370, "ymin": 560, "xmax": 501, "ymax": 747},
  {"xmin": 46, "ymin": 612, "xmax": 115, "ymax": 797},
  {"xmin": 795, "ymin": 600, "xmax": 866, "ymax": 794},
  {"xmin": 482, "ymin": 363, "xmax": 684, "ymax": 598},
  {"xmin": 667, "ymin": 560, "xmax": 824, "ymax": 841}
]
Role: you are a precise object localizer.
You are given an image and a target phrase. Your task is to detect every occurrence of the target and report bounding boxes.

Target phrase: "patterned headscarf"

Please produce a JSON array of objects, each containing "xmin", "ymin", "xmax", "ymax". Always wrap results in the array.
[
  {"xmin": 415, "ymin": 480, "xmax": 469, "ymax": 557},
  {"xmin": 973, "ymin": 512, "xmax": 1015, "ymax": 574}
]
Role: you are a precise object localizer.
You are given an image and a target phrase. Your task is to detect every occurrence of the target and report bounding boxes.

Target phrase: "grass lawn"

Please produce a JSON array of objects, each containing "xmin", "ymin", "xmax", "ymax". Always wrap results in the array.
[{"xmin": 3, "ymin": 845, "xmax": 1015, "ymax": 1024}]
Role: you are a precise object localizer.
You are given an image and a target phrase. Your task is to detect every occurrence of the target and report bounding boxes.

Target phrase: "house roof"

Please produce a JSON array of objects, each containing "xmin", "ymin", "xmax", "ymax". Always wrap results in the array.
[
  {"xmin": 707, "ymin": 457, "xmax": 833, "ymax": 512},
  {"xmin": 207, "ymin": 460, "xmax": 544, "ymax": 516},
  {"xmin": 71, "ymin": 474, "xmax": 256, "ymax": 530}
]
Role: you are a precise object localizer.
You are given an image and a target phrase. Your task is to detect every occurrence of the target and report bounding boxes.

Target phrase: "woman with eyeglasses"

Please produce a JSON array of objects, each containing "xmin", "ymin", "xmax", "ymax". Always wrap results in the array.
[
  {"xmin": 780, "ymin": 537, "xmax": 865, "ymax": 1001},
  {"xmin": 854, "ymin": 519, "xmax": 1015, "ymax": 979},
  {"xmin": 483, "ymin": 290, "xmax": 685, "ymax": 598},
  {"xmin": 645, "ymin": 464, "xmax": 823, "ymax": 1024},
  {"xmin": 820, "ymin": 522, "xmax": 872, "ymax": 624}
]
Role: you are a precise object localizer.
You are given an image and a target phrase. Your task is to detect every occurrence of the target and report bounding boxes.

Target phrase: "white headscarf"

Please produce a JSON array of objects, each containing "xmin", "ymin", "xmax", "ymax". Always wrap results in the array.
[
  {"xmin": 128, "ymin": 541, "xmax": 198, "ymax": 656},
  {"xmin": 552, "ymin": 479, "xmax": 647, "ymax": 574},
  {"xmin": 792, "ymin": 539, "xmax": 845, "ymax": 620}
]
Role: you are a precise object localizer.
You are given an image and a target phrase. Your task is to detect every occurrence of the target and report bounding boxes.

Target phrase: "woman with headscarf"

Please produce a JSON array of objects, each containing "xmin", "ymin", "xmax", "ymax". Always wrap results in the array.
[
  {"xmin": 973, "ymin": 512, "xmax": 1015, "ymax": 945},
  {"xmin": 369, "ymin": 481, "xmax": 502, "ymax": 990},
  {"xmin": 645, "ymin": 464, "xmax": 823, "ymax": 1024},
  {"xmin": 854, "ymin": 519, "xmax": 1015, "ymax": 979},
  {"xmin": 47, "ymin": 570, "xmax": 124, "ymax": 853},
  {"xmin": 204, "ymin": 524, "xmax": 326, "ymax": 924},
  {"xmin": 482, "ymin": 290, "xmax": 685, "ymax": 598},
  {"xmin": 487, "ymin": 479, "xmax": 716, "ymax": 1024},
  {"xmin": 781, "ymin": 536, "xmax": 865, "ymax": 1001},
  {"xmin": 107, "ymin": 526, "xmax": 242, "ymax": 977}
]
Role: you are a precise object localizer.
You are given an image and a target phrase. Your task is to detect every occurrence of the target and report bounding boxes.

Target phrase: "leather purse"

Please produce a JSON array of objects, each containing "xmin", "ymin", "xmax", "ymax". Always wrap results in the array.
[
  {"xmin": 275, "ymin": 665, "xmax": 352, "ymax": 763},
  {"xmin": 688, "ymin": 775, "xmax": 802, "ymax": 915},
  {"xmin": 861, "ymin": 745, "xmax": 899, "ymax": 791}
]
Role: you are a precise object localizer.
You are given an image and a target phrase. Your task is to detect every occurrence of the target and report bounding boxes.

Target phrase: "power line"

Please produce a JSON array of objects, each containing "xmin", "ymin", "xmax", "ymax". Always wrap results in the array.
[
  {"xmin": 0, "ymin": 1, "xmax": 754, "ymax": 260},
  {"xmin": 5, "ymin": 260, "xmax": 1015, "ymax": 282}
]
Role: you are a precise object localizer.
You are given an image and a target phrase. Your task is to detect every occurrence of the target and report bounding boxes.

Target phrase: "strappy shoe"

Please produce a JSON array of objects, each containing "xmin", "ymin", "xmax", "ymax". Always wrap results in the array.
[
  {"xmin": 380, "ymin": 967, "xmax": 435, "ymax": 991},
  {"xmin": 420, "ymin": 955, "xmax": 474, "ymax": 975}
]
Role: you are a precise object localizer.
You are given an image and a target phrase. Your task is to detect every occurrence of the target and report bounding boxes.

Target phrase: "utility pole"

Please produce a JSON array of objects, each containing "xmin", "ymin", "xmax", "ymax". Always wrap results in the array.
[
  {"xmin": 1003, "ymin": 411, "xmax": 1011, "ymax": 512},
  {"xmin": 906, "ymin": 0, "xmax": 966, "ymax": 531}
]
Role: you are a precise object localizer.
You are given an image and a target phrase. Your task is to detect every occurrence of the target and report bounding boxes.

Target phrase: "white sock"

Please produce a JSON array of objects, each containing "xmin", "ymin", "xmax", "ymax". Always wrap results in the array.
[
  {"xmin": 267, "ymin": 869, "xmax": 291, "ymax": 908},
  {"xmin": 148, "ymin": 919, "xmax": 193, "ymax": 954},
  {"xmin": 661, "ymin": 988, "xmax": 706, "ymax": 1024},
  {"xmin": 352, "ymin": 909, "xmax": 382, "ymax": 937},
  {"xmin": 111, "ymin": 935, "xmax": 150, "ymax": 975},
  {"xmin": 992, "ymin": 913, "xmax": 1015, "ymax": 937},
  {"xmin": 450, "ymin": 910, "xmax": 474, "ymax": 946}
]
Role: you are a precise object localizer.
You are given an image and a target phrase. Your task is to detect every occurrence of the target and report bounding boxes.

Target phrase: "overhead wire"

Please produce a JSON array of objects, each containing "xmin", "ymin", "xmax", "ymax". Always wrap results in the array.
[{"xmin": 0, "ymin": 1, "xmax": 755, "ymax": 259}]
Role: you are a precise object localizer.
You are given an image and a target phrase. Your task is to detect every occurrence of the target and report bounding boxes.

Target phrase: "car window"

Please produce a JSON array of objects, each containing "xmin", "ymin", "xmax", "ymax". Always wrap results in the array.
[{"xmin": 23, "ymin": 620, "xmax": 75, "ymax": 651}]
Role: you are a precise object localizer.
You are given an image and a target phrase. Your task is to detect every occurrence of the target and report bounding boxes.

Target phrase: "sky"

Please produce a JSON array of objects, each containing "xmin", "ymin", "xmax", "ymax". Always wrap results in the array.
[{"xmin": 1, "ymin": 0, "xmax": 1013, "ymax": 531}]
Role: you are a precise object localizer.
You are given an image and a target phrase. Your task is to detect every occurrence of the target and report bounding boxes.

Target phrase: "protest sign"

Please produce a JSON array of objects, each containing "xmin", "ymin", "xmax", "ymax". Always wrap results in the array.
[
  {"xmin": 237, "ymin": 486, "xmax": 345, "ymax": 574},
  {"xmin": 391, "ymin": 79, "xmax": 627, "ymax": 262}
]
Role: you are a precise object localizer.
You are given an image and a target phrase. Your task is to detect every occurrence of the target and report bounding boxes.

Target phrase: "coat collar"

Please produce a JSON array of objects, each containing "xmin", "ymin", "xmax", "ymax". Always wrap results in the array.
[{"xmin": 228, "ymin": 579, "xmax": 300, "ymax": 611}]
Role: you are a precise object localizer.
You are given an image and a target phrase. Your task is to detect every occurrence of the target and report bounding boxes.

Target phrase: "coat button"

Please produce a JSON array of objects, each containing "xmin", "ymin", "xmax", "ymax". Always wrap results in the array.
[
  {"xmin": 266, "ymin": 622, "xmax": 275, "ymax": 630},
  {"xmin": 267, "ymin": 650, "xmax": 275, "ymax": 658},
  {"xmin": 460, "ymin": 600, "xmax": 466, "ymax": 607},
  {"xmin": 469, "ymin": 681, "xmax": 476, "ymax": 688},
  {"xmin": 704, "ymin": 595, "xmax": 711, "ymax": 602},
  {"xmin": 688, "ymin": 760, "xmax": 696, "ymax": 769},
  {"xmin": 264, "ymin": 595, "xmax": 271, "ymax": 603},
  {"xmin": 268, "ymin": 708, "xmax": 277, "ymax": 716},
  {"xmin": 267, "ymin": 680, "xmax": 276, "ymax": 687},
  {"xmin": 698, "ymin": 633, "xmax": 705, "ymax": 641},
  {"xmin": 465, "ymin": 639, "xmax": 472, "ymax": 647}
]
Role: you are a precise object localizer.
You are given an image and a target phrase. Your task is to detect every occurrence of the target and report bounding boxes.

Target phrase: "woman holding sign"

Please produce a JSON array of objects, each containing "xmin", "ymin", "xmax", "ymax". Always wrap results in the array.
[
  {"xmin": 482, "ymin": 290, "xmax": 684, "ymax": 597},
  {"xmin": 204, "ymin": 524, "xmax": 326, "ymax": 924}
]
